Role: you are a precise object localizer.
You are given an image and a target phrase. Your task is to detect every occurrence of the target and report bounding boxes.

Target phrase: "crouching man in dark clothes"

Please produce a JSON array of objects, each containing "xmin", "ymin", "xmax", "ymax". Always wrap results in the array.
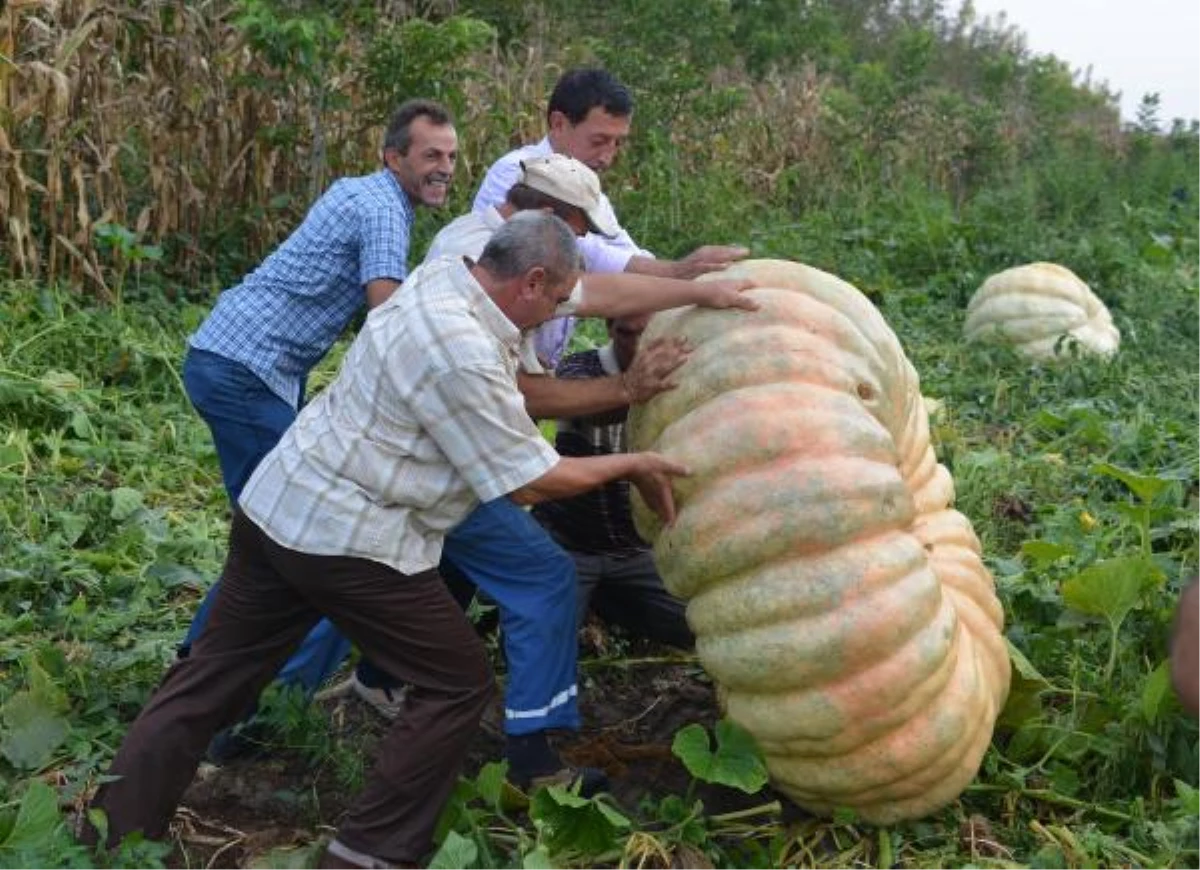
[{"xmin": 534, "ymin": 313, "xmax": 694, "ymax": 650}]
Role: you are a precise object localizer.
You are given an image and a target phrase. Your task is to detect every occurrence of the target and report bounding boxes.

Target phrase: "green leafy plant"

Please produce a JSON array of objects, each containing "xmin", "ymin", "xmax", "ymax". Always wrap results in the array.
[
  {"xmin": 1062, "ymin": 555, "xmax": 1164, "ymax": 682},
  {"xmin": 0, "ymin": 2, "xmax": 1197, "ymax": 864},
  {"xmin": 92, "ymin": 223, "xmax": 163, "ymax": 309},
  {"xmin": 672, "ymin": 719, "xmax": 769, "ymax": 795}
]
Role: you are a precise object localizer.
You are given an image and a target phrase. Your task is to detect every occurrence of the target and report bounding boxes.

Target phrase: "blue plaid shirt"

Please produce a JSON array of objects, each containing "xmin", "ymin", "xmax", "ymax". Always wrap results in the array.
[{"xmin": 190, "ymin": 169, "xmax": 415, "ymax": 407}]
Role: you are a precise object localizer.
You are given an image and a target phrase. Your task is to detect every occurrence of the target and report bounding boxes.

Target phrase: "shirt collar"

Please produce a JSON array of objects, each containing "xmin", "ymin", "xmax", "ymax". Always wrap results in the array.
[
  {"xmin": 457, "ymin": 257, "xmax": 522, "ymax": 352},
  {"xmin": 597, "ymin": 342, "xmax": 621, "ymax": 375},
  {"xmin": 381, "ymin": 168, "xmax": 417, "ymax": 220}
]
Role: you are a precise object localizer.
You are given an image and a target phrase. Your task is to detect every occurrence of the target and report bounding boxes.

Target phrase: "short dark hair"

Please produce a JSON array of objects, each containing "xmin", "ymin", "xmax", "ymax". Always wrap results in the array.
[
  {"xmin": 547, "ymin": 68, "xmax": 633, "ymax": 126},
  {"xmin": 383, "ymin": 99, "xmax": 454, "ymax": 156},
  {"xmin": 506, "ymin": 182, "xmax": 586, "ymax": 229}
]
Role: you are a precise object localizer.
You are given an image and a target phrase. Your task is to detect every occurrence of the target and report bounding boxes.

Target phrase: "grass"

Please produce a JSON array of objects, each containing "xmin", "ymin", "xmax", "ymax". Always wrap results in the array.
[{"xmin": 0, "ymin": 183, "xmax": 1197, "ymax": 866}]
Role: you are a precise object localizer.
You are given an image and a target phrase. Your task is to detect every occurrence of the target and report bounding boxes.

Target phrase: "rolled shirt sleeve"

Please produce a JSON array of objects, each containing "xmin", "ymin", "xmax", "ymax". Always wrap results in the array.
[
  {"xmin": 576, "ymin": 197, "xmax": 652, "ymax": 274},
  {"xmin": 359, "ymin": 204, "xmax": 412, "ymax": 285}
]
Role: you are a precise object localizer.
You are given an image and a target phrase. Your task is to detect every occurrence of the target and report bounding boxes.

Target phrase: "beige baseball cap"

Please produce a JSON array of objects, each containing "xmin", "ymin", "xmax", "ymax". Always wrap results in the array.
[{"xmin": 519, "ymin": 154, "xmax": 620, "ymax": 239}]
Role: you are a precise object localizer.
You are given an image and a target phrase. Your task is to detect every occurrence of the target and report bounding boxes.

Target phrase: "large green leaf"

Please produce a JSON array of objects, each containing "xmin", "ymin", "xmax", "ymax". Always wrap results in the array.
[
  {"xmin": 428, "ymin": 831, "xmax": 478, "ymax": 869},
  {"xmin": 1007, "ymin": 638, "xmax": 1050, "ymax": 685},
  {"xmin": 0, "ymin": 692, "xmax": 70, "ymax": 771},
  {"xmin": 109, "ymin": 486, "xmax": 145, "ymax": 521},
  {"xmin": 1020, "ymin": 539, "xmax": 1075, "ymax": 568},
  {"xmin": 672, "ymin": 719, "xmax": 769, "ymax": 794},
  {"xmin": 521, "ymin": 845, "xmax": 554, "ymax": 869},
  {"xmin": 474, "ymin": 760, "xmax": 508, "ymax": 812},
  {"xmin": 529, "ymin": 787, "xmax": 630, "ymax": 857},
  {"xmin": 1061, "ymin": 555, "xmax": 1160, "ymax": 629},
  {"xmin": 1140, "ymin": 660, "xmax": 1176, "ymax": 725},
  {"xmin": 0, "ymin": 780, "xmax": 60, "ymax": 853},
  {"xmin": 999, "ymin": 639, "xmax": 1048, "ymax": 729},
  {"xmin": 27, "ymin": 658, "xmax": 68, "ymax": 714},
  {"xmin": 1093, "ymin": 462, "xmax": 1171, "ymax": 504}
]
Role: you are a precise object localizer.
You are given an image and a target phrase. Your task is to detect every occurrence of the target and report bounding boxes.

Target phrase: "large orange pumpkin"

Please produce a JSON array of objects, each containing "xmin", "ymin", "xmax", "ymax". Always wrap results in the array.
[{"xmin": 630, "ymin": 259, "xmax": 1010, "ymax": 823}]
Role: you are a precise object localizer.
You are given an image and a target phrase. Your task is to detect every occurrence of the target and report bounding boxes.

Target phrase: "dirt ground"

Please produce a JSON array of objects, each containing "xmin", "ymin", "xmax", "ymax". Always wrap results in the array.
[{"xmin": 168, "ymin": 630, "xmax": 785, "ymax": 868}]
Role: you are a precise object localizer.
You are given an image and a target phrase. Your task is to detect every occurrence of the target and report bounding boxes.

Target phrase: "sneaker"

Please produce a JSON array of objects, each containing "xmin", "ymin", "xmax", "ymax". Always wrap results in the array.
[{"xmin": 351, "ymin": 673, "xmax": 408, "ymax": 720}]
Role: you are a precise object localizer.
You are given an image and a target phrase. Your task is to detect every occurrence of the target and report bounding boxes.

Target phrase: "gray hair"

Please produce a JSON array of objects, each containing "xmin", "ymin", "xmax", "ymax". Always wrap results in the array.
[{"xmin": 478, "ymin": 212, "xmax": 582, "ymax": 289}]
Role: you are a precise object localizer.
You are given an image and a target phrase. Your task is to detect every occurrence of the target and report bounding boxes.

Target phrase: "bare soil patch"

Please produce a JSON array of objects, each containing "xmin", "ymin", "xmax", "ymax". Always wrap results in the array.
[{"xmin": 167, "ymin": 632, "xmax": 786, "ymax": 867}]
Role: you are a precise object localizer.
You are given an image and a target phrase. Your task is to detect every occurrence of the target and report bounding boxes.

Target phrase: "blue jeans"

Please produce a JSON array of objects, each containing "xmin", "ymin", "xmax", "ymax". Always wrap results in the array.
[
  {"xmin": 181, "ymin": 348, "xmax": 580, "ymax": 734},
  {"xmin": 181, "ymin": 348, "xmax": 353, "ymax": 688},
  {"xmin": 183, "ymin": 347, "xmax": 297, "ymax": 506}
]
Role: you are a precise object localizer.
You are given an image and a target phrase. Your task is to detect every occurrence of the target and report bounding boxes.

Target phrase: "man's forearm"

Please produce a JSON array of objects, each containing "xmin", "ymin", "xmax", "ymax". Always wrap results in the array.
[
  {"xmin": 575, "ymin": 271, "xmax": 708, "ymax": 317},
  {"xmin": 518, "ymin": 371, "xmax": 627, "ymax": 419},
  {"xmin": 624, "ymin": 255, "xmax": 684, "ymax": 279},
  {"xmin": 510, "ymin": 454, "xmax": 643, "ymax": 506},
  {"xmin": 365, "ymin": 278, "xmax": 402, "ymax": 308}
]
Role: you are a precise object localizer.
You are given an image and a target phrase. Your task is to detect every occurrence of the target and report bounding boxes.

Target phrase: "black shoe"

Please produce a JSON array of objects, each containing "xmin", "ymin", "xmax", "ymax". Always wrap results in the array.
[
  {"xmin": 204, "ymin": 720, "xmax": 272, "ymax": 765},
  {"xmin": 509, "ymin": 764, "xmax": 610, "ymax": 798}
]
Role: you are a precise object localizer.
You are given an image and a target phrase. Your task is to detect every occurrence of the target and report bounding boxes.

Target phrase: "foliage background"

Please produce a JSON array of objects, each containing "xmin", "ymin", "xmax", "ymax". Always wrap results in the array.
[{"xmin": 1, "ymin": 0, "xmax": 1197, "ymax": 867}]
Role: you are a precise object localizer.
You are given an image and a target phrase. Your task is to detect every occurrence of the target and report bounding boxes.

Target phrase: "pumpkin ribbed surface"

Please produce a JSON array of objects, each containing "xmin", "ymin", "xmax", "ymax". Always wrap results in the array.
[
  {"xmin": 964, "ymin": 262, "xmax": 1120, "ymax": 359},
  {"xmin": 629, "ymin": 259, "xmax": 1010, "ymax": 824}
]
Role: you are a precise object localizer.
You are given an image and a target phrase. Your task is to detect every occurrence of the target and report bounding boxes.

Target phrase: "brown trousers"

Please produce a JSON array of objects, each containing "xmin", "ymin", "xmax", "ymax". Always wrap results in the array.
[{"xmin": 92, "ymin": 511, "xmax": 494, "ymax": 864}]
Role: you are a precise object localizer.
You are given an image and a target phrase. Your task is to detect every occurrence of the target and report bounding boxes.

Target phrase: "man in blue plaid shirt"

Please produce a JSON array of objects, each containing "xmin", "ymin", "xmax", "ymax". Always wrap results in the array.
[{"xmin": 178, "ymin": 98, "xmax": 459, "ymax": 756}]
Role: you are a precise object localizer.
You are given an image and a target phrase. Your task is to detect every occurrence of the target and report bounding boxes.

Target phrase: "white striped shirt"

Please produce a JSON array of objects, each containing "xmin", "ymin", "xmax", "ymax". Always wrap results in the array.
[{"xmin": 239, "ymin": 256, "xmax": 559, "ymax": 574}]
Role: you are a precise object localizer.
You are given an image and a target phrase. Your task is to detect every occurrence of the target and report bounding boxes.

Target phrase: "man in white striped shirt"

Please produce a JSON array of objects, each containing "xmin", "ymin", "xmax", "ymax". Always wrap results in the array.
[
  {"xmin": 286, "ymin": 155, "xmax": 758, "ymax": 801},
  {"xmin": 87, "ymin": 213, "xmax": 687, "ymax": 869}
]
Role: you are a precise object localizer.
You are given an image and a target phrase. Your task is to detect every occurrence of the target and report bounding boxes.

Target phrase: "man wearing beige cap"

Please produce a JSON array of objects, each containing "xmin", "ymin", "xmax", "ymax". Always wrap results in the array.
[
  {"xmin": 430, "ymin": 154, "xmax": 621, "ymax": 260},
  {"xmin": 321, "ymin": 153, "xmax": 758, "ymax": 797},
  {"xmin": 427, "ymin": 154, "xmax": 752, "ymax": 415}
]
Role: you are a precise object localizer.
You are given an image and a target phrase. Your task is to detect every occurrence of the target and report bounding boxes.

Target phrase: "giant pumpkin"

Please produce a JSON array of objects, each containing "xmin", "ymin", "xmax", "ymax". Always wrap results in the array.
[
  {"xmin": 630, "ymin": 259, "xmax": 1010, "ymax": 823},
  {"xmin": 963, "ymin": 262, "xmax": 1120, "ymax": 360}
]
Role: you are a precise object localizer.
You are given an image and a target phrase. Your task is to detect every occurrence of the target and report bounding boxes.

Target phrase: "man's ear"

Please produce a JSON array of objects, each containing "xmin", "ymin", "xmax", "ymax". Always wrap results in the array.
[
  {"xmin": 521, "ymin": 265, "xmax": 547, "ymax": 300},
  {"xmin": 523, "ymin": 262, "xmax": 547, "ymax": 294},
  {"xmin": 547, "ymin": 110, "xmax": 569, "ymax": 135}
]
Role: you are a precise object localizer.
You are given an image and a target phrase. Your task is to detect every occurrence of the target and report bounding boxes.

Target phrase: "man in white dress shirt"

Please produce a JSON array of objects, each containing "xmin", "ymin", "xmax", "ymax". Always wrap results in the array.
[{"xmin": 472, "ymin": 67, "xmax": 750, "ymax": 367}]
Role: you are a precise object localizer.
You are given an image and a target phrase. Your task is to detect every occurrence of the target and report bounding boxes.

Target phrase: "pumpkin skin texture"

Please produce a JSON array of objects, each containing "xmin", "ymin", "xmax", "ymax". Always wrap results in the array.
[
  {"xmin": 963, "ymin": 262, "xmax": 1120, "ymax": 359},
  {"xmin": 629, "ymin": 259, "xmax": 1010, "ymax": 824}
]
